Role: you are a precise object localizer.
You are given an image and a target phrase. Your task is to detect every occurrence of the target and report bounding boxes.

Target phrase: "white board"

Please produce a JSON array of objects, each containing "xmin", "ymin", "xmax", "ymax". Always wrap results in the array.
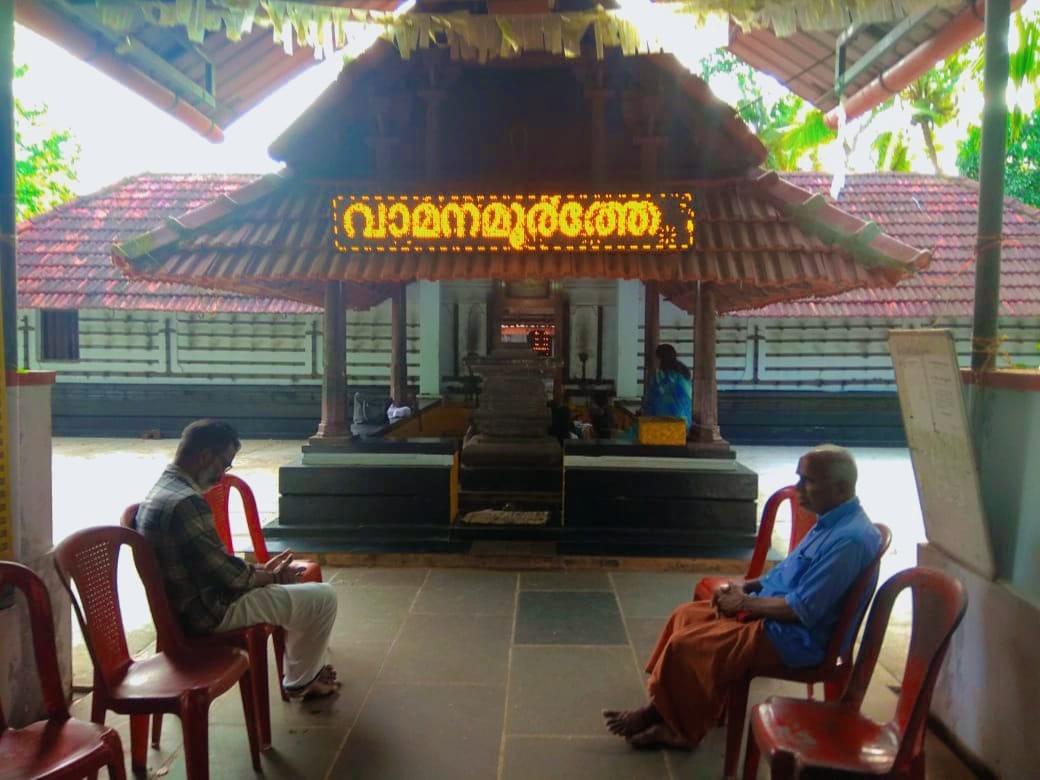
[{"xmin": 889, "ymin": 329, "xmax": 996, "ymax": 579}]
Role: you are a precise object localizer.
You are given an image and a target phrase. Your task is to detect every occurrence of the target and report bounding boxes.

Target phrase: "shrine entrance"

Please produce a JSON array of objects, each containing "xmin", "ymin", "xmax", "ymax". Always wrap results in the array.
[{"xmin": 489, "ymin": 280, "xmax": 568, "ymax": 401}]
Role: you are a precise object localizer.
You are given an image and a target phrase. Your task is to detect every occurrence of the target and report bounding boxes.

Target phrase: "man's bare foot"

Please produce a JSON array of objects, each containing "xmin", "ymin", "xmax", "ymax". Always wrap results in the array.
[
  {"xmin": 628, "ymin": 721, "xmax": 691, "ymax": 750},
  {"xmin": 288, "ymin": 666, "xmax": 342, "ymax": 700},
  {"xmin": 602, "ymin": 705, "xmax": 662, "ymax": 738}
]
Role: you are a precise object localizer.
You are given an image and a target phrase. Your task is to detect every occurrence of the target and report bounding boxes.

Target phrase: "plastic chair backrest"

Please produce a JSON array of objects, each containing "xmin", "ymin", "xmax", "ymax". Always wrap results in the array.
[
  {"xmin": 204, "ymin": 474, "xmax": 270, "ymax": 564},
  {"xmin": 746, "ymin": 486, "xmax": 817, "ymax": 580},
  {"xmin": 821, "ymin": 523, "xmax": 892, "ymax": 670},
  {"xmin": 0, "ymin": 561, "xmax": 69, "ymax": 730},
  {"xmin": 842, "ymin": 567, "xmax": 968, "ymax": 769},
  {"xmin": 53, "ymin": 526, "xmax": 186, "ymax": 693}
]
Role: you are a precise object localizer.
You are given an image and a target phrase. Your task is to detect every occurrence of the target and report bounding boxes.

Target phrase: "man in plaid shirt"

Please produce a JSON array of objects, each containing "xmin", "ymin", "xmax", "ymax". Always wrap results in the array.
[{"xmin": 137, "ymin": 419, "xmax": 340, "ymax": 699}]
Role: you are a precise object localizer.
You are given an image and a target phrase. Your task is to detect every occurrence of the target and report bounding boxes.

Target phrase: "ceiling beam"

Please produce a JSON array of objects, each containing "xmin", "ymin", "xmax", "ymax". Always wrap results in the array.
[
  {"xmin": 834, "ymin": 10, "xmax": 931, "ymax": 101},
  {"xmin": 15, "ymin": 0, "xmax": 225, "ymax": 140},
  {"xmin": 825, "ymin": 0, "xmax": 1026, "ymax": 128}
]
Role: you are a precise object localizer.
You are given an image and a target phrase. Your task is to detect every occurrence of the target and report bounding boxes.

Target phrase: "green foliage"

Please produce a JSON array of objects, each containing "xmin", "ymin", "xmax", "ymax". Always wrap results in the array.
[
  {"xmin": 901, "ymin": 51, "xmax": 966, "ymax": 174},
  {"xmin": 872, "ymin": 130, "xmax": 911, "ymax": 172},
  {"xmin": 15, "ymin": 64, "xmax": 79, "ymax": 221},
  {"xmin": 699, "ymin": 50, "xmax": 835, "ymax": 171},
  {"xmin": 956, "ymin": 108, "xmax": 1040, "ymax": 208}
]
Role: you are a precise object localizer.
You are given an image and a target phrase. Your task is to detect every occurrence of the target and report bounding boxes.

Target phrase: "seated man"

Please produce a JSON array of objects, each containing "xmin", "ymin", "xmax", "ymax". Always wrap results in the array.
[
  {"xmin": 136, "ymin": 419, "xmax": 340, "ymax": 699},
  {"xmin": 604, "ymin": 444, "xmax": 881, "ymax": 749}
]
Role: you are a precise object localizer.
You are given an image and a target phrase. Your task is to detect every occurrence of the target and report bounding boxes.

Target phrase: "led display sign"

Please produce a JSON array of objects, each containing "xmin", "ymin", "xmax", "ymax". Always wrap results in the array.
[{"xmin": 332, "ymin": 192, "xmax": 694, "ymax": 253}]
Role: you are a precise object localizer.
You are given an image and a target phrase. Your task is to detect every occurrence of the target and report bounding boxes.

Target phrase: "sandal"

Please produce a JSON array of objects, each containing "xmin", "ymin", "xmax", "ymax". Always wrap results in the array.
[{"xmin": 286, "ymin": 666, "xmax": 342, "ymax": 700}]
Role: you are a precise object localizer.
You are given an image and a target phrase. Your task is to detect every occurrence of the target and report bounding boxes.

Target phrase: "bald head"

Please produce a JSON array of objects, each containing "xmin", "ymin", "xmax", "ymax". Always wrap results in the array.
[{"xmin": 796, "ymin": 445, "xmax": 858, "ymax": 515}]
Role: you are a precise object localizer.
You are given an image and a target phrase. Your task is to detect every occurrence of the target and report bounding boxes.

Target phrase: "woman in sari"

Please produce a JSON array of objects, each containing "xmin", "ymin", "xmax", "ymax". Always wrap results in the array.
[{"xmin": 643, "ymin": 343, "xmax": 692, "ymax": 430}]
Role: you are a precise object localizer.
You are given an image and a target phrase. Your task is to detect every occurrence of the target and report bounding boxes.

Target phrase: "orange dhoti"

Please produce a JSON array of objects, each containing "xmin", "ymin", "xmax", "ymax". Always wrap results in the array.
[{"xmin": 645, "ymin": 601, "xmax": 782, "ymax": 746}]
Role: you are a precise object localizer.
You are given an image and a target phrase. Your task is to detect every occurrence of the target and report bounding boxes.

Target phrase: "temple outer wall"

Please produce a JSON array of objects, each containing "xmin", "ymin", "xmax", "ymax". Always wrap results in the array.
[{"xmin": 0, "ymin": 371, "xmax": 67, "ymax": 726}]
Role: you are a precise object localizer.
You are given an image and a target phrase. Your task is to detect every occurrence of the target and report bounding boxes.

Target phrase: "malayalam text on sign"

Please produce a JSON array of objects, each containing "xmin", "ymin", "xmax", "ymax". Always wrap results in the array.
[{"xmin": 331, "ymin": 192, "xmax": 695, "ymax": 253}]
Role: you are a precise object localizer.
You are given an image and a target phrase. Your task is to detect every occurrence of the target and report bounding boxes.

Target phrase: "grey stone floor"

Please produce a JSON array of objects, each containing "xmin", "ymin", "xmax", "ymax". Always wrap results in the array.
[{"xmin": 74, "ymin": 566, "xmax": 977, "ymax": 780}]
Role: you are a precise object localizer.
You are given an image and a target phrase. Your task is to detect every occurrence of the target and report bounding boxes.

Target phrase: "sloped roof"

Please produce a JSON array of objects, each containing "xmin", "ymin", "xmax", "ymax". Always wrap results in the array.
[
  {"xmin": 16, "ymin": 173, "xmax": 319, "ymax": 314},
  {"xmin": 23, "ymin": 171, "xmax": 1038, "ymax": 318},
  {"xmin": 762, "ymin": 172, "xmax": 1040, "ymax": 318},
  {"xmin": 110, "ymin": 169, "xmax": 927, "ymax": 315}
]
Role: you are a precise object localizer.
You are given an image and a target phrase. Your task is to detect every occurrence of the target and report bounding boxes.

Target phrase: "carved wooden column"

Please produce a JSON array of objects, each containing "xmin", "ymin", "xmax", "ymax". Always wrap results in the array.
[
  {"xmin": 390, "ymin": 283, "xmax": 408, "ymax": 405},
  {"xmin": 693, "ymin": 282, "xmax": 722, "ymax": 443},
  {"xmin": 418, "ymin": 57, "xmax": 446, "ymax": 183},
  {"xmin": 636, "ymin": 73, "xmax": 664, "ymax": 398},
  {"xmin": 314, "ymin": 281, "xmax": 349, "ymax": 441},
  {"xmin": 367, "ymin": 95, "xmax": 399, "ymax": 179},
  {"xmin": 581, "ymin": 62, "xmax": 611, "ymax": 185},
  {"xmin": 643, "ymin": 280, "xmax": 660, "ymax": 398}
]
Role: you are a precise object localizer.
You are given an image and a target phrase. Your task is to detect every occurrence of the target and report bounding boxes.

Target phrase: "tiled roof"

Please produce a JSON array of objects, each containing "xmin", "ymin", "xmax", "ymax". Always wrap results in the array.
[
  {"xmin": 16, "ymin": 174, "xmax": 319, "ymax": 314},
  {"xmin": 758, "ymin": 172, "xmax": 1040, "ymax": 318},
  {"xmin": 21, "ymin": 171, "xmax": 1040, "ymax": 318},
  {"xmin": 112, "ymin": 170, "xmax": 927, "ymax": 316}
]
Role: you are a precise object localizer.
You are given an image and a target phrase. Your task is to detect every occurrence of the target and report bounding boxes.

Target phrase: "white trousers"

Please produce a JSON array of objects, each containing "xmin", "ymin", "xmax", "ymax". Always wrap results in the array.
[{"xmin": 215, "ymin": 582, "xmax": 338, "ymax": 690}]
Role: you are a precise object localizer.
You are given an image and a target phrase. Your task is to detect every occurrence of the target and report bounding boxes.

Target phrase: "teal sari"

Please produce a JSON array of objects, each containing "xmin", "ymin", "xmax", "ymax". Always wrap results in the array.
[{"xmin": 644, "ymin": 369, "xmax": 693, "ymax": 430}]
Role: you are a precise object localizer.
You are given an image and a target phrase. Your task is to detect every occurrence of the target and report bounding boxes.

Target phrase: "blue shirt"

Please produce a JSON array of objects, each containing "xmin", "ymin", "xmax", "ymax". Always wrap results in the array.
[{"xmin": 755, "ymin": 497, "xmax": 881, "ymax": 668}]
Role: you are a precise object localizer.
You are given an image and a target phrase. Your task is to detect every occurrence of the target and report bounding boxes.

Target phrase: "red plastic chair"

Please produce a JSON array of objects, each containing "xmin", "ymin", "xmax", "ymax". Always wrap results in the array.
[
  {"xmin": 721, "ymin": 523, "xmax": 892, "ymax": 779},
  {"xmin": 53, "ymin": 525, "xmax": 261, "ymax": 780},
  {"xmin": 120, "ymin": 503, "xmax": 275, "ymax": 752},
  {"xmin": 693, "ymin": 485, "xmax": 817, "ymax": 601},
  {"xmin": 743, "ymin": 566, "xmax": 968, "ymax": 780},
  {"xmin": 204, "ymin": 474, "xmax": 324, "ymax": 701},
  {"xmin": 0, "ymin": 561, "xmax": 126, "ymax": 780}
]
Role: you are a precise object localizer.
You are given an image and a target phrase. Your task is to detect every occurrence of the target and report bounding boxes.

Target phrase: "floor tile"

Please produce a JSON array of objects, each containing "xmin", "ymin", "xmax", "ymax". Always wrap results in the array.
[
  {"xmin": 330, "ymin": 584, "xmax": 419, "ymax": 642},
  {"xmin": 502, "ymin": 735, "xmax": 668, "ymax": 779},
  {"xmin": 380, "ymin": 613, "xmax": 512, "ymax": 685},
  {"xmin": 161, "ymin": 722, "xmax": 342, "ymax": 780},
  {"xmin": 330, "ymin": 567, "xmax": 430, "ymax": 587},
  {"xmin": 519, "ymin": 571, "xmax": 613, "ymax": 590},
  {"xmin": 330, "ymin": 682, "xmax": 504, "ymax": 780},
  {"xmin": 611, "ymin": 572, "xmax": 700, "ymax": 619},
  {"xmin": 626, "ymin": 617, "xmax": 666, "ymax": 667},
  {"xmin": 412, "ymin": 569, "xmax": 517, "ymax": 615},
  {"xmin": 515, "ymin": 590, "xmax": 627, "ymax": 645},
  {"xmin": 507, "ymin": 645, "xmax": 645, "ymax": 736}
]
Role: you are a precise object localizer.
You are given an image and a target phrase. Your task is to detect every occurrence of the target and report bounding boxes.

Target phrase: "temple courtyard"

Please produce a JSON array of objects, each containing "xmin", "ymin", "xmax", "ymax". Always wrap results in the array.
[{"xmin": 55, "ymin": 439, "xmax": 975, "ymax": 778}]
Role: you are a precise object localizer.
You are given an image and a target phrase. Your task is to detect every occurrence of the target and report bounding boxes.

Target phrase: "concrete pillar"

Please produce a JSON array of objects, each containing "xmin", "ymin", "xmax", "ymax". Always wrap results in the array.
[
  {"xmin": 390, "ymin": 284, "xmax": 408, "ymax": 406},
  {"xmin": 0, "ymin": 372, "xmax": 67, "ymax": 726},
  {"xmin": 615, "ymin": 280, "xmax": 640, "ymax": 399},
  {"xmin": 313, "ymin": 282, "xmax": 349, "ymax": 441},
  {"xmin": 693, "ymin": 282, "xmax": 721, "ymax": 442},
  {"xmin": 418, "ymin": 280, "xmax": 441, "ymax": 397}
]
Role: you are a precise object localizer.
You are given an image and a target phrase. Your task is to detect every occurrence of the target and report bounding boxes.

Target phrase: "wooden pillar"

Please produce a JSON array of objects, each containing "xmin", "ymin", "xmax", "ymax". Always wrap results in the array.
[
  {"xmin": 0, "ymin": 1, "xmax": 15, "ymax": 370},
  {"xmin": 693, "ymin": 282, "xmax": 721, "ymax": 442},
  {"xmin": 643, "ymin": 280, "xmax": 660, "ymax": 399},
  {"xmin": 391, "ymin": 283, "xmax": 408, "ymax": 405},
  {"xmin": 314, "ymin": 281, "xmax": 349, "ymax": 440}
]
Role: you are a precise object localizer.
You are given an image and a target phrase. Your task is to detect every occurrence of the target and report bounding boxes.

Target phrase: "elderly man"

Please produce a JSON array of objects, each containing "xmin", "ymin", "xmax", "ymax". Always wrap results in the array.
[
  {"xmin": 136, "ymin": 419, "xmax": 340, "ymax": 699},
  {"xmin": 604, "ymin": 445, "xmax": 881, "ymax": 748}
]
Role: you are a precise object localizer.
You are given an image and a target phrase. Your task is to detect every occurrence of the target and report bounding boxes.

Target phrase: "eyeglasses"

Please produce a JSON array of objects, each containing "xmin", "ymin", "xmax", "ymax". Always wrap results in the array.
[{"xmin": 215, "ymin": 453, "xmax": 234, "ymax": 473}]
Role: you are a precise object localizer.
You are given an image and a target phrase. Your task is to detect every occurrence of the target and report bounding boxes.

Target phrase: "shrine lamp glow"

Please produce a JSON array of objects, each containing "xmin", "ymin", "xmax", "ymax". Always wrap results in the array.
[{"xmin": 331, "ymin": 192, "xmax": 695, "ymax": 253}]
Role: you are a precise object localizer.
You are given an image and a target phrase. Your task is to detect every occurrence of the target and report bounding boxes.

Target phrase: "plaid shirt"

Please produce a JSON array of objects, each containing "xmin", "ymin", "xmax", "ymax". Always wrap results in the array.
[{"xmin": 136, "ymin": 465, "xmax": 256, "ymax": 635}]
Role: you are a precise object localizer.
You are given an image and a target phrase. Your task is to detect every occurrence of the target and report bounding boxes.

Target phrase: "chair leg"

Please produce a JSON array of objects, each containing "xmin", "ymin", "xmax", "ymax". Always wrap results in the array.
[
  {"xmin": 273, "ymin": 627, "xmax": 288, "ymax": 701},
  {"xmin": 104, "ymin": 730, "xmax": 129, "ymax": 780},
  {"xmin": 741, "ymin": 727, "xmax": 761, "ymax": 780},
  {"xmin": 180, "ymin": 693, "xmax": 213, "ymax": 780},
  {"xmin": 724, "ymin": 679, "xmax": 751, "ymax": 779},
  {"xmin": 238, "ymin": 668, "xmax": 263, "ymax": 772},
  {"xmin": 768, "ymin": 751, "xmax": 797, "ymax": 780},
  {"xmin": 246, "ymin": 628, "xmax": 273, "ymax": 750},
  {"xmin": 129, "ymin": 713, "xmax": 149, "ymax": 771},
  {"xmin": 151, "ymin": 713, "xmax": 164, "ymax": 747}
]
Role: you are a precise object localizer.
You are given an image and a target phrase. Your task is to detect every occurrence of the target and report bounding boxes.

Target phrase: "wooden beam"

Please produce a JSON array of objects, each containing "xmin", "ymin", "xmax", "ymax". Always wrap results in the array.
[
  {"xmin": 643, "ymin": 280, "xmax": 660, "ymax": 398},
  {"xmin": 314, "ymin": 281, "xmax": 349, "ymax": 440},
  {"xmin": 693, "ymin": 282, "xmax": 721, "ymax": 443},
  {"xmin": 391, "ymin": 283, "xmax": 408, "ymax": 405}
]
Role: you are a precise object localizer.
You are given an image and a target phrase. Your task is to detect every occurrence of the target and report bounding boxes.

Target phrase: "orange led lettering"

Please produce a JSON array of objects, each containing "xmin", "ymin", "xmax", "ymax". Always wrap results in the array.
[{"xmin": 331, "ymin": 192, "xmax": 694, "ymax": 253}]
